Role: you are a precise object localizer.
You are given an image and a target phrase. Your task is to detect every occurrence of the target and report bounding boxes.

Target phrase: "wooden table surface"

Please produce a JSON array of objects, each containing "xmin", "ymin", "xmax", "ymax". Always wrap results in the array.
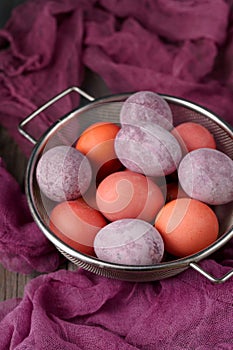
[{"xmin": 0, "ymin": 70, "xmax": 110, "ymax": 302}]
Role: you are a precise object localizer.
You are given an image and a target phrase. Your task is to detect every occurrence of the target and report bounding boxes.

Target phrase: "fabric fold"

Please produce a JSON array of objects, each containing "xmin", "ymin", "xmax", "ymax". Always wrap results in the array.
[
  {"xmin": 0, "ymin": 3, "xmax": 232, "ymax": 348},
  {"xmin": 0, "ymin": 266, "xmax": 233, "ymax": 349},
  {"xmin": 0, "ymin": 158, "xmax": 62, "ymax": 273},
  {"xmin": 99, "ymin": 0, "xmax": 229, "ymax": 44}
]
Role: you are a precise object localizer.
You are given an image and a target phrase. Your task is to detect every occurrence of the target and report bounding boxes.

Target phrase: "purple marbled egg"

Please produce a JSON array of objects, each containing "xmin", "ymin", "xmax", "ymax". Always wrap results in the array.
[
  {"xmin": 114, "ymin": 122, "xmax": 182, "ymax": 176},
  {"xmin": 36, "ymin": 145, "xmax": 92, "ymax": 202},
  {"xmin": 120, "ymin": 91, "xmax": 173, "ymax": 130},
  {"xmin": 178, "ymin": 148, "xmax": 233, "ymax": 205},
  {"xmin": 94, "ymin": 218, "xmax": 164, "ymax": 265}
]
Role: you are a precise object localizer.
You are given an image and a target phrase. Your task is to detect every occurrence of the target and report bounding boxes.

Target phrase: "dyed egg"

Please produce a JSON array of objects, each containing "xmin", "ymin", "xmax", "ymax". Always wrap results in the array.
[
  {"xmin": 160, "ymin": 182, "xmax": 188, "ymax": 203},
  {"xmin": 96, "ymin": 170, "xmax": 164, "ymax": 222},
  {"xmin": 76, "ymin": 122, "xmax": 122, "ymax": 182},
  {"xmin": 154, "ymin": 198, "xmax": 219, "ymax": 257},
  {"xmin": 172, "ymin": 122, "xmax": 216, "ymax": 152},
  {"xmin": 94, "ymin": 219, "xmax": 164, "ymax": 265},
  {"xmin": 36, "ymin": 145, "xmax": 92, "ymax": 202},
  {"xmin": 178, "ymin": 148, "xmax": 233, "ymax": 205},
  {"xmin": 114, "ymin": 122, "xmax": 182, "ymax": 176},
  {"xmin": 49, "ymin": 198, "xmax": 107, "ymax": 255},
  {"xmin": 120, "ymin": 91, "xmax": 173, "ymax": 130}
]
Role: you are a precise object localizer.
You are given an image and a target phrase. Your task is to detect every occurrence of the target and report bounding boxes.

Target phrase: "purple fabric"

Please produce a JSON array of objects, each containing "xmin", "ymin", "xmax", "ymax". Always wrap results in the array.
[
  {"xmin": 0, "ymin": 159, "xmax": 62, "ymax": 273},
  {"xmin": 0, "ymin": 266, "xmax": 233, "ymax": 350},
  {"xmin": 0, "ymin": 0, "xmax": 233, "ymax": 348}
]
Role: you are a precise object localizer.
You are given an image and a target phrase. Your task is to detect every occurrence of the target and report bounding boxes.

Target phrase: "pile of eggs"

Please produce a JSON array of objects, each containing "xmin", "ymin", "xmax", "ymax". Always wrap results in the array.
[{"xmin": 36, "ymin": 91, "xmax": 233, "ymax": 266}]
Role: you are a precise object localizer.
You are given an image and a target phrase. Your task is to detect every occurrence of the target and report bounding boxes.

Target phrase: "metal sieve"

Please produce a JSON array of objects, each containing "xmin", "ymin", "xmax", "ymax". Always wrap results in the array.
[{"xmin": 18, "ymin": 87, "xmax": 233, "ymax": 284}]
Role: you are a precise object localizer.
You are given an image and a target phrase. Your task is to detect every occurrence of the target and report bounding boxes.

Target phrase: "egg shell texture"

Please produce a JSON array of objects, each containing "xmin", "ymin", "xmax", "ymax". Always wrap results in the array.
[
  {"xmin": 178, "ymin": 148, "xmax": 233, "ymax": 205},
  {"xmin": 76, "ymin": 122, "xmax": 122, "ymax": 182},
  {"xmin": 154, "ymin": 198, "xmax": 219, "ymax": 257},
  {"xmin": 120, "ymin": 91, "xmax": 173, "ymax": 130},
  {"xmin": 36, "ymin": 145, "xmax": 92, "ymax": 202},
  {"xmin": 172, "ymin": 122, "xmax": 216, "ymax": 152},
  {"xmin": 50, "ymin": 198, "xmax": 107, "ymax": 255},
  {"xmin": 96, "ymin": 170, "xmax": 164, "ymax": 222},
  {"xmin": 94, "ymin": 219, "xmax": 164, "ymax": 265},
  {"xmin": 115, "ymin": 122, "xmax": 182, "ymax": 177},
  {"xmin": 76, "ymin": 122, "xmax": 120, "ymax": 153}
]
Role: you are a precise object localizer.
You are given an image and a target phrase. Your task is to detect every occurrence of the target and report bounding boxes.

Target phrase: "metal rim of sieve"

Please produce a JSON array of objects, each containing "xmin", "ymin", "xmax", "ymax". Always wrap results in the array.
[{"xmin": 18, "ymin": 87, "xmax": 233, "ymax": 284}]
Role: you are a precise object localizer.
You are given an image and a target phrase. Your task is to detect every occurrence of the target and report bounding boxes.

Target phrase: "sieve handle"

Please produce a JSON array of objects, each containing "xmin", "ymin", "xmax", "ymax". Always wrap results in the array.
[
  {"xmin": 18, "ymin": 86, "xmax": 95, "ymax": 145},
  {"xmin": 190, "ymin": 262, "xmax": 233, "ymax": 284}
]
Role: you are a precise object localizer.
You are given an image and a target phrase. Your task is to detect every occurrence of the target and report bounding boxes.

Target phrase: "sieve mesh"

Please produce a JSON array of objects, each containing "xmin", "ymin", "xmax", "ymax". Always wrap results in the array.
[{"xmin": 26, "ymin": 93, "xmax": 233, "ymax": 282}]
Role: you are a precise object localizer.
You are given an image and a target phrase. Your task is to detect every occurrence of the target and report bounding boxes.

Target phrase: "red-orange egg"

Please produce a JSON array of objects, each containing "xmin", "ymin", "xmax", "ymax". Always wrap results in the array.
[
  {"xmin": 49, "ymin": 198, "xmax": 107, "ymax": 255},
  {"xmin": 75, "ymin": 122, "xmax": 122, "ymax": 182},
  {"xmin": 154, "ymin": 198, "xmax": 219, "ymax": 257},
  {"xmin": 164, "ymin": 182, "xmax": 188, "ymax": 203},
  {"xmin": 172, "ymin": 122, "xmax": 216, "ymax": 153},
  {"xmin": 96, "ymin": 170, "xmax": 164, "ymax": 222}
]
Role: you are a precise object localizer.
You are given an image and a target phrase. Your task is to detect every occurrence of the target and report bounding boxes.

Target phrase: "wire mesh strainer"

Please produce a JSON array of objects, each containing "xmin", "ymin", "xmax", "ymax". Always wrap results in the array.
[{"xmin": 18, "ymin": 87, "xmax": 233, "ymax": 283}]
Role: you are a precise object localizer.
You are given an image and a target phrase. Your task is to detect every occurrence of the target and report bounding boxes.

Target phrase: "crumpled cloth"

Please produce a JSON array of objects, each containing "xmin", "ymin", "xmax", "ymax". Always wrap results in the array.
[
  {"xmin": 0, "ymin": 0, "xmax": 233, "ymax": 348},
  {"xmin": 0, "ymin": 158, "xmax": 61, "ymax": 273},
  {"xmin": 0, "ymin": 265, "xmax": 233, "ymax": 350}
]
